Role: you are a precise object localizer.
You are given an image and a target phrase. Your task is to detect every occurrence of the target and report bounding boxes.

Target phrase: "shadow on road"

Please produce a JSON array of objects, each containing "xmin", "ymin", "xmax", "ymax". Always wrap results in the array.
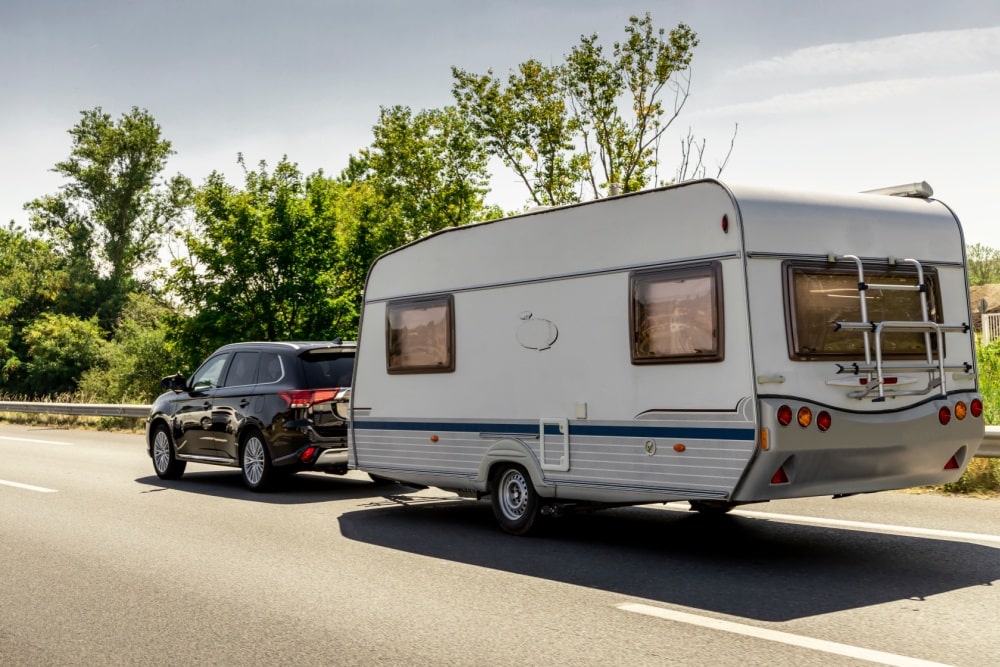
[
  {"xmin": 339, "ymin": 492, "xmax": 1000, "ymax": 622},
  {"xmin": 134, "ymin": 470, "xmax": 399, "ymax": 505}
]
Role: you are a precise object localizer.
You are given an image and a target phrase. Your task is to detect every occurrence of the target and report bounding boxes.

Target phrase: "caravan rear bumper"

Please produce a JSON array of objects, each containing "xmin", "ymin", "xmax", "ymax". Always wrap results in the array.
[{"xmin": 733, "ymin": 393, "xmax": 985, "ymax": 501}]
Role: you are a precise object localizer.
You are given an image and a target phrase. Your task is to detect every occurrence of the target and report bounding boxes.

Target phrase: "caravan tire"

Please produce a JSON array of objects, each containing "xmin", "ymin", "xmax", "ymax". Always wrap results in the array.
[{"xmin": 491, "ymin": 464, "xmax": 541, "ymax": 536}]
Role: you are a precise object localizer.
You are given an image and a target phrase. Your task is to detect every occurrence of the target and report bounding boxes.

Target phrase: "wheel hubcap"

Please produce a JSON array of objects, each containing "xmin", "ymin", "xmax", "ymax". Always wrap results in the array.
[
  {"xmin": 153, "ymin": 431, "xmax": 171, "ymax": 473},
  {"xmin": 244, "ymin": 437, "xmax": 265, "ymax": 485},
  {"xmin": 498, "ymin": 469, "xmax": 528, "ymax": 520}
]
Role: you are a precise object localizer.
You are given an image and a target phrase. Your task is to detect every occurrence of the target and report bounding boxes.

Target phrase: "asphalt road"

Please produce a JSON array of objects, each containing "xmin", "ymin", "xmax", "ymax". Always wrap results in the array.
[{"xmin": 1, "ymin": 423, "xmax": 998, "ymax": 666}]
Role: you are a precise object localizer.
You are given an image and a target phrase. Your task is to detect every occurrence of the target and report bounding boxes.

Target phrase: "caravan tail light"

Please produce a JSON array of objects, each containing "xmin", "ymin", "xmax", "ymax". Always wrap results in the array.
[
  {"xmin": 817, "ymin": 411, "xmax": 832, "ymax": 432},
  {"xmin": 770, "ymin": 466, "xmax": 789, "ymax": 484},
  {"xmin": 797, "ymin": 407, "xmax": 813, "ymax": 428},
  {"xmin": 954, "ymin": 402, "xmax": 968, "ymax": 420},
  {"xmin": 938, "ymin": 406, "xmax": 951, "ymax": 426},
  {"xmin": 971, "ymin": 399, "xmax": 983, "ymax": 418},
  {"xmin": 944, "ymin": 455, "xmax": 960, "ymax": 470},
  {"xmin": 280, "ymin": 388, "xmax": 342, "ymax": 409},
  {"xmin": 777, "ymin": 405, "xmax": 793, "ymax": 426}
]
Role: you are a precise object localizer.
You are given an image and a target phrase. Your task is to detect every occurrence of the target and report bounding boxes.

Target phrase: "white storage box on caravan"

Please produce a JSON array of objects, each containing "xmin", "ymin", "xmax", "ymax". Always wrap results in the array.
[{"xmin": 348, "ymin": 179, "xmax": 985, "ymax": 535}]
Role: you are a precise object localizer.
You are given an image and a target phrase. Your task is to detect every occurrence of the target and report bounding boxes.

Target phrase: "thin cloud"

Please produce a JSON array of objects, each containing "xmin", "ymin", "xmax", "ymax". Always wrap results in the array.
[
  {"xmin": 728, "ymin": 26, "xmax": 1000, "ymax": 80},
  {"xmin": 695, "ymin": 71, "xmax": 1000, "ymax": 117}
]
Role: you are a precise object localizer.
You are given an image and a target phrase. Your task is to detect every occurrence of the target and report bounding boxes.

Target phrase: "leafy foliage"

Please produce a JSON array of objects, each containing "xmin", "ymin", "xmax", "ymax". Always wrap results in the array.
[
  {"xmin": 25, "ymin": 106, "xmax": 192, "ymax": 325},
  {"xmin": 453, "ymin": 13, "xmax": 707, "ymax": 206},
  {"xmin": 967, "ymin": 243, "xmax": 1000, "ymax": 286},
  {"xmin": 343, "ymin": 105, "xmax": 499, "ymax": 240},
  {"xmin": 0, "ymin": 224, "xmax": 79, "ymax": 390},
  {"xmin": 78, "ymin": 293, "xmax": 183, "ymax": 403},
  {"xmin": 22, "ymin": 313, "xmax": 106, "ymax": 396},
  {"xmin": 166, "ymin": 156, "xmax": 350, "ymax": 369}
]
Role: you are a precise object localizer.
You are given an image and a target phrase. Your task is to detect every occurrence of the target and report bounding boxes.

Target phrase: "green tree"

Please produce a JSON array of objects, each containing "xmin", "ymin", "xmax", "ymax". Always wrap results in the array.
[
  {"xmin": 452, "ymin": 62, "xmax": 583, "ymax": 206},
  {"xmin": 564, "ymin": 14, "xmax": 699, "ymax": 194},
  {"xmin": 22, "ymin": 313, "xmax": 106, "ymax": 396},
  {"xmin": 343, "ymin": 105, "xmax": 498, "ymax": 241},
  {"xmin": 967, "ymin": 243, "xmax": 1000, "ymax": 286},
  {"xmin": 453, "ymin": 13, "xmax": 726, "ymax": 206},
  {"xmin": 0, "ymin": 224, "xmax": 75, "ymax": 391},
  {"xmin": 166, "ymin": 156, "xmax": 349, "ymax": 367},
  {"xmin": 78, "ymin": 293, "xmax": 184, "ymax": 403},
  {"xmin": 25, "ymin": 106, "xmax": 192, "ymax": 325}
]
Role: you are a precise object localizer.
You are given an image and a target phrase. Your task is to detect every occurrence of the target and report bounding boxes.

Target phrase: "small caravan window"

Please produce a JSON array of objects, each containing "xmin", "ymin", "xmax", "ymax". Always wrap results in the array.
[
  {"xmin": 630, "ymin": 263, "xmax": 723, "ymax": 364},
  {"xmin": 386, "ymin": 295, "xmax": 455, "ymax": 374},
  {"xmin": 785, "ymin": 262, "xmax": 941, "ymax": 360}
]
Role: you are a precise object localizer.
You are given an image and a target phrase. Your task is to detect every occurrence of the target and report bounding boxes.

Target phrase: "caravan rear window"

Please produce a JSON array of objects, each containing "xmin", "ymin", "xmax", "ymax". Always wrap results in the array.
[
  {"xmin": 784, "ymin": 262, "xmax": 941, "ymax": 360},
  {"xmin": 385, "ymin": 295, "xmax": 455, "ymax": 374},
  {"xmin": 630, "ymin": 263, "xmax": 723, "ymax": 364}
]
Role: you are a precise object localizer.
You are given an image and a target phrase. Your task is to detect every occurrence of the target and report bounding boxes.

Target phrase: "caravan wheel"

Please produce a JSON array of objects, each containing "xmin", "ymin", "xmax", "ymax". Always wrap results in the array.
[{"xmin": 491, "ymin": 464, "xmax": 540, "ymax": 535}]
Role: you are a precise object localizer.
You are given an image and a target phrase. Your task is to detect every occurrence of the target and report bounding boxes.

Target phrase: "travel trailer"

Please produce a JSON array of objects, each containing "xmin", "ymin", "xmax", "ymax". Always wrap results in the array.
[{"xmin": 348, "ymin": 179, "xmax": 985, "ymax": 535}]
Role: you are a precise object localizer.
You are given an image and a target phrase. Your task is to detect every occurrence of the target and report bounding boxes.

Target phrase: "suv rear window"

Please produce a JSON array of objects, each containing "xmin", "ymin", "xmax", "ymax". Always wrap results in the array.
[
  {"xmin": 301, "ymin": 353, "xmax": 354, "ymax": 388},
  {"xmin": 784, "ymin": 261, "xmax": 941, "ymax": 360}
]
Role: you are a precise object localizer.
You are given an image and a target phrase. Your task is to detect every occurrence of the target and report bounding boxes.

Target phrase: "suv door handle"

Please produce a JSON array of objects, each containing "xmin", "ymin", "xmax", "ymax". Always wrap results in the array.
[
  {"xmin": 239, "ymin": 399, "xmax": 250, "ymax": 409},
  {"xmin": 203, "ymin": 402, "xmax": 212, "ymax": 410}
]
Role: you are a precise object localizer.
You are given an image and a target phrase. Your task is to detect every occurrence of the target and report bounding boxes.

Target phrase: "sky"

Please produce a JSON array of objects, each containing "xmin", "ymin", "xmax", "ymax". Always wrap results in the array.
[{"xmin": 2, "ymin": 0, "xmax": 1000, "ymax": 246}]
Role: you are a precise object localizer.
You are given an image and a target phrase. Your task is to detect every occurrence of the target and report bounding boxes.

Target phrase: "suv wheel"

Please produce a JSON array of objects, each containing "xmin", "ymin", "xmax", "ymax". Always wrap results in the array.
[
  {"xmin": 151, "ymin": 424, "xmax": 186, "ymax": 480},
  {"xmin": 241, "ymin": 428, "xmax": 273, "ymax": 491}
]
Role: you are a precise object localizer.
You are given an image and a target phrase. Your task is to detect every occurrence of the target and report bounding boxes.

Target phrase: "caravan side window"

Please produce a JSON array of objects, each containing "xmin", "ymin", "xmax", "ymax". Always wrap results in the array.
[
  {"xmin": 784, "ymin": 262, "xmax": 941, "ymax": 360},
  {"xmin": 386, "ymin": 295, "xmax": 455, "ymax": 374},
  {"xmin": 630, "ymin": 263, "xmax": 724, "ymax": 364}
]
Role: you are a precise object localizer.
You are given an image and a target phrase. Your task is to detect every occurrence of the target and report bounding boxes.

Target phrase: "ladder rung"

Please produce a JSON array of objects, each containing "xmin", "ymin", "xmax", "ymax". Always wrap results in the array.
[
  {"xmin": 836, "ymin": 362, "xmax": 972, "ymax": 375},
  {"xmin": 864, "ymin": 283, "xmax": 924, "ymax": 292},
  {"xmin": 834, "ymin": 321, "xmax": 969, "ymax": 334}
]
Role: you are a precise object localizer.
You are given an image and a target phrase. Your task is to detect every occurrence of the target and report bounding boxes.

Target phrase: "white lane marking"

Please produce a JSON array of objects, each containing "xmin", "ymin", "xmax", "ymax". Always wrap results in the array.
[
  {"xmin": 0, "ymin": 435, "xmax": 72, "ymax": 446},
  {"xmin": 0, "ymin": 479, "xmax": 58, "ymax": 493},
  {"xmin": 619, "ymin": 603, "xmax": 953, "ymax": 667},
  {"xmin": 663, "ymin": 505, "xmax": 1000, "ymax": 545}
]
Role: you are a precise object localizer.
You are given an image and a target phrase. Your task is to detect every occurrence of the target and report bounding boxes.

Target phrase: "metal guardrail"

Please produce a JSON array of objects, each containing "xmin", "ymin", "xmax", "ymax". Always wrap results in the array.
[
  {"xmin": 0, "ymin": 401, "xmax": 997, "ymax": 457},
  {"xmin": 0, "ymin": 401, "xmax": 150, "ymax": 419}
]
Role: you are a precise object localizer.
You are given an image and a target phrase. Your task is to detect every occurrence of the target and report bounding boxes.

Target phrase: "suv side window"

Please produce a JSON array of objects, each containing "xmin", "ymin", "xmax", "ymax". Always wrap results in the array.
[
  {"xmin": 258, "ymin": 353, "xmax": 284, "ymax": 384},
  {"xmin": 225, "ymin": 351, "xmax": 260, "ymax": 387},
  {"xmin": 190, "ymin": 354, "xmax": 230, "ymax": 391}
]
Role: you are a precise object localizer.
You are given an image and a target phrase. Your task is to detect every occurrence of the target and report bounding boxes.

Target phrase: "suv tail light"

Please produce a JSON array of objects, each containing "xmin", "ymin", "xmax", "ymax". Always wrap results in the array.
[{"xmin": 280, "ymin": 388, "xmax": 343, "ymax": 409}]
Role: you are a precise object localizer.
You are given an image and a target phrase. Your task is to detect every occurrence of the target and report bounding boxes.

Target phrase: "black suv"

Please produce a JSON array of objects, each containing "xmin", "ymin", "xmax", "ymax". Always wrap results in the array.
[{"xmin": 146, "ymin": 341, "xmax": 355, "ymax": 490}]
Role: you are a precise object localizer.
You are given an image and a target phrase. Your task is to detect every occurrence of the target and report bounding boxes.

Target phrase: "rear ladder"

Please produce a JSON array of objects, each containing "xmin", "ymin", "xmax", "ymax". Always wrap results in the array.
[{"xmin": 831, "ymin": 254, "xmax": 971, "ymax": 401}]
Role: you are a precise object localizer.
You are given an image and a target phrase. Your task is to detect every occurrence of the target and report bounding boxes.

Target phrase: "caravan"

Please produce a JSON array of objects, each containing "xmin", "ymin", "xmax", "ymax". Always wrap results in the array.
[{"xmin": 348, "ymin": 179, "xmax": 985, "ymax": 534}]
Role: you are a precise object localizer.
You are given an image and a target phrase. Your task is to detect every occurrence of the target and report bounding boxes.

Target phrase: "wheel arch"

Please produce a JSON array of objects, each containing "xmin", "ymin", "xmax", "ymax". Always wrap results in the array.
[
  {"xmin": 479, "ymin": 439, "xmax": 553, "ymax": 498},
  {"xmin": 146, "ymin": 415, "xmax": 173, "ymax": 456}
]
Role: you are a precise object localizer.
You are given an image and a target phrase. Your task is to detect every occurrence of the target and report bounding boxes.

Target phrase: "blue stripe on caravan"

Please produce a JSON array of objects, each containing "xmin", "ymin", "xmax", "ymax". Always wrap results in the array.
[{"xmin": 353, "ymin": 420, "xmax": 756, "ymax": 441}]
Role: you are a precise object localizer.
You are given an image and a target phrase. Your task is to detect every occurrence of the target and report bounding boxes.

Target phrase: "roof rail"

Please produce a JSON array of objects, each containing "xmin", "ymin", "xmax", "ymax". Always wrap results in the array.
[{"xmin": 861, "ymin": 181, "xmax": 933, "ymax": 198}]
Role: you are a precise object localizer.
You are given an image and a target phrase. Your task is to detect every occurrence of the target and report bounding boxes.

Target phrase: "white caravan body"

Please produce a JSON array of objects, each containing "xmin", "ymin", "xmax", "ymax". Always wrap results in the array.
[{"xmin": 348, "ymin": 180, "xmax": 984, "ymax": 530}]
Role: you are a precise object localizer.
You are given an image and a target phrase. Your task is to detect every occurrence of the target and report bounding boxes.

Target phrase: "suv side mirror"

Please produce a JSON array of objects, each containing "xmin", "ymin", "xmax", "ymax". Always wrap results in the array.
[{"xmin": 161, "ymin": 373, "xmax": 187, "ymax": 393}]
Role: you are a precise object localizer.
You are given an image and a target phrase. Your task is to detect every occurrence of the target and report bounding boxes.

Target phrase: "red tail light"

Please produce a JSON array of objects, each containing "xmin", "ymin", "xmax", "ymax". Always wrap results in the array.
[
  {"xmin": 971, "ymin": 399, "xmax": 983, "ymax": 418},
  {"xmin": 938, "ymin": 406, "xmax": 951, "ymax": 426},
  {"xmin": 300, "ymin": 446, "xmax": 318, "ymax": 463},
  {"xmin": 777, "ymin": 405, "xmax": 793, "ymax": 426},
  {"xmin": 770, "ymin": 467, "xmax": 789, "ymax": 484},
  {"xmin": 280, "ymin": 388, "xmax": 341, "ymax": 409},
  {"xmin": 944, "ymin": 455, "xmax": 960, "ymax": 470},
  {"xmin": 817, "ymin": 411, "xmax": 832, "ymax": 432}
]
